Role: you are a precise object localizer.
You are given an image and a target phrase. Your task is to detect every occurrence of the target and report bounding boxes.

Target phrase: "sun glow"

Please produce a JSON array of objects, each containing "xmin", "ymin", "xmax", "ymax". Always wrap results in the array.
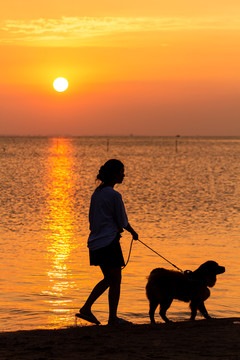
[{"xmin": 53, "ymin": 77, "xmax": 68, "ymax": 92}]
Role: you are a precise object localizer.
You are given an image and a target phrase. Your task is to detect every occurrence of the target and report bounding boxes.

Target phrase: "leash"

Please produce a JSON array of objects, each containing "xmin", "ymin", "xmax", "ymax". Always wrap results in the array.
[
  {"xmin": 123, "ymin": 238, "xmax": 184, "ymax": 273},
  {"xmin": 122, "ymin": 238, "xmax": 134, "ymax": 269}
]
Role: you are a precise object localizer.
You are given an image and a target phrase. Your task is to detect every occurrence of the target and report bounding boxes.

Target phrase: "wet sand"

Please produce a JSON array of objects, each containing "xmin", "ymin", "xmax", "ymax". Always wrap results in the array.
[{"xmin": 0, "ymin": 318, "xmax": 239, "ymax": 360}]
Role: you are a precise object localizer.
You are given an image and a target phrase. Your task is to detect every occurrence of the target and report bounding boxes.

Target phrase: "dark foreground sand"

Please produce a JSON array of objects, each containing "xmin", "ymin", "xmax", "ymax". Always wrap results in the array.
[{"xmin": 0, "ymin": 318, "xmax": 239, "ymax": 360}]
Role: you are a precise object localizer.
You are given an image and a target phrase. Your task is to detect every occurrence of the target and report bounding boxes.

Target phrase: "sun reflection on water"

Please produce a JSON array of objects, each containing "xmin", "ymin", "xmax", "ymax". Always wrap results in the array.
[{"xmin": 42, "ymin": 138, "xmax": 79, "ymax": 325}]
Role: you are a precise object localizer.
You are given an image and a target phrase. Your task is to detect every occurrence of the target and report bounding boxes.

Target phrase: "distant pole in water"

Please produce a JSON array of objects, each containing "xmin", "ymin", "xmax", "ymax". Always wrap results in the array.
[
  {"xmin": 175, "ymin": 135, "xmax": 180, "ymax": 153},
  {"xmin": 107, "ymin": 139, "xmax": 109, "ymax": 152}
]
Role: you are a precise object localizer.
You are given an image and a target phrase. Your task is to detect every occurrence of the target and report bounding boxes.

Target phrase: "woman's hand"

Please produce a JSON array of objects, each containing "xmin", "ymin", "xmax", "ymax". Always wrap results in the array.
[
  {"xmin": 131, "ymin": 230, "xmax": 139, "ymax": 240},
  {"xmin": 124, "ymin": 223, "xmax": 139, "ymax": 240}
]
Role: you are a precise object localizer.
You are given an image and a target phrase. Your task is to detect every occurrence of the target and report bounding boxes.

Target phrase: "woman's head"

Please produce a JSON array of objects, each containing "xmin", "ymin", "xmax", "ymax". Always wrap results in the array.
[{"xmin": 97, "ymin": 159, "xmax": 124, "ymax": 185}]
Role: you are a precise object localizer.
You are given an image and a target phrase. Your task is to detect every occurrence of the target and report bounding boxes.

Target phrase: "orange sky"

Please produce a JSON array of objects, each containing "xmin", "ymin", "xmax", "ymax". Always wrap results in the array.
[{"xmin": 1, "ymin": 1, "xmax": 240, "ymax": 135}]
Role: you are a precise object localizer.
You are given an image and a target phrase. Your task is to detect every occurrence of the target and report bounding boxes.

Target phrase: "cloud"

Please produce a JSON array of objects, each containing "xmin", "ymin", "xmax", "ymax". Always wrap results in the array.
[{"xmin": 1, "ymin": 16, "xmax": 239, "ymax": 45}]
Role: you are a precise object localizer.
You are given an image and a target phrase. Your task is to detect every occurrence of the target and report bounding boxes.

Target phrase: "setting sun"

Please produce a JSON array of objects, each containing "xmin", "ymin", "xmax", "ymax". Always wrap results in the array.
[{"xmin": 53, "ymin": 77, "xmax": 68, "ymax": 92}]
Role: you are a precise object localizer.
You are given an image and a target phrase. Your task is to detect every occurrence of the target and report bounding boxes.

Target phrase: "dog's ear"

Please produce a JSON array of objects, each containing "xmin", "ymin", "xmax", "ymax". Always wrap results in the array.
[
  {"xmin": 205, "ymin": 274, "xmax": 217, "ymax": 287},
  {"xmin": 194, "ymin": 262, "xmax": 216, "ymax": 286}
]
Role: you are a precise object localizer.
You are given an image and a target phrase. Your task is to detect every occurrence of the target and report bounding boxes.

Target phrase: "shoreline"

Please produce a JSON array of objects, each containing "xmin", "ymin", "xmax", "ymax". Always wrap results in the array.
[{"xmin": 0, "ymin": 318, "xmax": 239, "ymax": 359}]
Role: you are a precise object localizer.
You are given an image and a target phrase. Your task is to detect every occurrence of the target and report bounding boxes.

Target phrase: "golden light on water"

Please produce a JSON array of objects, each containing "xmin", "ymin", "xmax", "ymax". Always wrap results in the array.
[{"xmin": 43, "ymin": 138, "xmax": 78, "ymax": 321}]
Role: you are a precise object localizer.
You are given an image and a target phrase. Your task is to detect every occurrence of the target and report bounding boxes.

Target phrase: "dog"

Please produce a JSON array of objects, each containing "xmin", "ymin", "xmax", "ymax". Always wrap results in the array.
[{"xmin": 146, "ymin": 261, "xmax": 225, "ymax": 323}]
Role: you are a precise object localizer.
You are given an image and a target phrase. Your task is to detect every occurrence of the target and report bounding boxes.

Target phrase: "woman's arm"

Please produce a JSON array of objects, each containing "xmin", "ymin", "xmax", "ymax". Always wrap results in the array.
[{"xmin": 124, "ymin": 223, "xmax": 139, "ymax": 240}]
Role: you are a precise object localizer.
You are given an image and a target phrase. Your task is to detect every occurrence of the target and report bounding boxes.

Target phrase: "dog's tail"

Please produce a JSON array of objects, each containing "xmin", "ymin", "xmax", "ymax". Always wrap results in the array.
[{"xmin": 148, "ymin": 268, "xmax": 173, "ymax": 280}]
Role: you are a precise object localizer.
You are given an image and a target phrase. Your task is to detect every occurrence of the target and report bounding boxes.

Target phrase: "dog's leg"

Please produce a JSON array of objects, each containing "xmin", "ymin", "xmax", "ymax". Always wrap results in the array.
[
  {"xmin": 190, "ymin": 300, "xmax": 198, "ymax": 320},
  {"xmin": 198, "ymin": 302, "xmax": 211, "ymax": 319},
  {"xmin": 190, "ymin": 288, "xmax": 210, "ymax": 320},
  {"xmin": 149, "ymin": 300, "xmax": 158, "ymax": 324},
  {"xmin": 159, "ymin": 298, "xmax": 173, "ymax": 323}
]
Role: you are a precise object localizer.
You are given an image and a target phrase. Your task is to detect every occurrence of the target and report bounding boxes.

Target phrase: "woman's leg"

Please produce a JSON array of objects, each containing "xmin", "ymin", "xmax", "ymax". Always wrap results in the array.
[
  {"xmin": 80, "ymin": 266, "xmax": 122, "ymax": 324},
  {"xmin": 100, "ymin": 266, "xmax": 122, "ymax": 323},
  {"xmin": 81, "ymin": 278, "xmax": 109, "ymax": 314}
]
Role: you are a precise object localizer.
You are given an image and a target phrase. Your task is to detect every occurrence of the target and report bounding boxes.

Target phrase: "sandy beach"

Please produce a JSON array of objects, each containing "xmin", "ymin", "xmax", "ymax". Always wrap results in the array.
[{"xmin": 0, "ymin": 318, "xmax": 239, "ymax": 360}]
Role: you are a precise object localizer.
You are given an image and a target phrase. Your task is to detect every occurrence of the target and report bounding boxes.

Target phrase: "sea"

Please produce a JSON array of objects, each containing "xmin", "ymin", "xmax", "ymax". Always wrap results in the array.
[{"xmin": 0, "ymin": 136, "xmax": 239, "ymax": 331}]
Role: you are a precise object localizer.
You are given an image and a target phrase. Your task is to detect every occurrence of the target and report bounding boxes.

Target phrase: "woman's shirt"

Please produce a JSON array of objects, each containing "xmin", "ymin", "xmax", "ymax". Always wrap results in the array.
[{"xmin": 87, "ymin": 186, "xmax": 128, "ymax": 251}]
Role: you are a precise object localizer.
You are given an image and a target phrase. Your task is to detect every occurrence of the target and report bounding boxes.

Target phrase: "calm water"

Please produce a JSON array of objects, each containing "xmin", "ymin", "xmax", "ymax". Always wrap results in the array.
[{"xmin": 0, "ymin": 136, "xmax": 239, "ymax": 331}]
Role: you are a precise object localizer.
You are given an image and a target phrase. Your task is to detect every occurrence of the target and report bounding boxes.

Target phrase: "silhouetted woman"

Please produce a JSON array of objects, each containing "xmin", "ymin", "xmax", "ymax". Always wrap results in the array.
[{"xmin": 76, "ymin": 159, "xmax": 138, "ymax": 325}]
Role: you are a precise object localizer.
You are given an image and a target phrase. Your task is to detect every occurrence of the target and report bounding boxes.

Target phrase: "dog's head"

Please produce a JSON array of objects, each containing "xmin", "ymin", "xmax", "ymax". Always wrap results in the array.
[{"xmin": 194, "ymin": 261, "xmax": 225, "ymax": 287}]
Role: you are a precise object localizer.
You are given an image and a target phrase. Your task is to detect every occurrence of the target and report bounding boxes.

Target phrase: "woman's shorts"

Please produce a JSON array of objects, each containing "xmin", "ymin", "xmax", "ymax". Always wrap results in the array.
[{"xmin": 89, "ymin": 235, "xmax": 125, "ymax": 267}]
